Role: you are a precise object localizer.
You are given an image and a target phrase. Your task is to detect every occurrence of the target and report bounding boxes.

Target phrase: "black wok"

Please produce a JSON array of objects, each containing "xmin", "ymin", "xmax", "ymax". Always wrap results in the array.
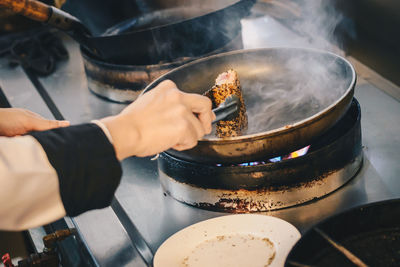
[
  {"xmin": 286, "ymin": 199, "xmax": 400, "ymax": 266},
  {"xmin": 0, "ymin": 0, "xmax": 254, "ymax": 64},
  {"xmin": 143, "ymin": 47, "xmax": 356, "ymax": 164}
]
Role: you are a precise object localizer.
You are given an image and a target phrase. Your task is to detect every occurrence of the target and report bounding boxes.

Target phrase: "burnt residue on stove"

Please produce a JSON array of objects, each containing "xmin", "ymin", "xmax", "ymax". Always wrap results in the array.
[
  {"xmin": 205, "ymin": 164, "xmax": 363, "ymax": 212},
  {"xmin": 195, "ymin": 200, "xmax": 287, "ymax": 213},
  {"xmin": 171, "ymin": 167, "xmax": 336, "ymax": 212}
]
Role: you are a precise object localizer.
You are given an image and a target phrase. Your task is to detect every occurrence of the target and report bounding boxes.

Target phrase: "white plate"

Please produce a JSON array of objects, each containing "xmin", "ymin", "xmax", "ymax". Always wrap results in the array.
[{"xmin": 154, "ymin": 214, "xmax": 301, "ymax": 267}]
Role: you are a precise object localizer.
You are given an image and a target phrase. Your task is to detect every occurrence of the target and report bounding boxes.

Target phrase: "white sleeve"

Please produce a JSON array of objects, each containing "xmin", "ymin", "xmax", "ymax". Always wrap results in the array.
[
  {"xmin": 91, "ymin": 120, "xmax": 114, "ymax": 144},
  {"xmin": 0, "ymin": 135, "xmax": 66, "ymax": 231}
]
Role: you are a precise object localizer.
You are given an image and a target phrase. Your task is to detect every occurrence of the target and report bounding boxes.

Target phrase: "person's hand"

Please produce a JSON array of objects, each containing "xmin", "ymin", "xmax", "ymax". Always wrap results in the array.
[
  {"xmin": 101, "ymin": 80, "xmax": 215, "ymax": 160},
  {"xmin": 0, "ymin": 108, "xmax": 70, "ymax": 137}
]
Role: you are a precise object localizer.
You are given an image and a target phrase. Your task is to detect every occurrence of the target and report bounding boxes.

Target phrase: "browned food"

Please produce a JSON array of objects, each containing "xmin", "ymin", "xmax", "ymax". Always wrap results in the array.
[{"xmin": 204, "ymin": 69, "xmax": 248, "ymax": 137}]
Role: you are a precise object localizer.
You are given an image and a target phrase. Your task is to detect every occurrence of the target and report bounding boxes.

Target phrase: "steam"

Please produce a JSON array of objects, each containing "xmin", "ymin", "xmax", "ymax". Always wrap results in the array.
[
  {"xmin": 242, "ymin": 0, "xmax": 349, "ymax": 53},
  {"xmin": 242, "ymin": 52, "xmax": 349, "ymax": 134},
  {"xmin": 235, "ymin": 0, "xmax": 353, "ymax": 135},
  {"xmin": 291, "ymin": 0, "xmax": 347, "ymax": 53},
  {"xmin": 145, "ymin": 1, "xmax": 248, "ymax": 64}
]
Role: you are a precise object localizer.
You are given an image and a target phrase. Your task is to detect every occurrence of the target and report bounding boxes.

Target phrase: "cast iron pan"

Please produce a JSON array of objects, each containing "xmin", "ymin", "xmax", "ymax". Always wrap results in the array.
[
  {"xmin": 143, "ymin": 47, "xmax": 356, "ymax": 164},
  {"xmin": 70, "ymin": 0, "xmax": 255, "ymax": 65},
  {"xmin": 0, "ymin": 0, "xmax": 254, "ymax": 64},
  {"xmin": 286, "ymin": 198, "xmax": 400, "ymax": 267}
]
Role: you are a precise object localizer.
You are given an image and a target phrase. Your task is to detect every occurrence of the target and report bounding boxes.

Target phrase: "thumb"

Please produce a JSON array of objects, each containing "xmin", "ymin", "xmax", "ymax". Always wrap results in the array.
[{"xmin": 29, "ymin": 117, "xmax": 70, "ymax": 132}]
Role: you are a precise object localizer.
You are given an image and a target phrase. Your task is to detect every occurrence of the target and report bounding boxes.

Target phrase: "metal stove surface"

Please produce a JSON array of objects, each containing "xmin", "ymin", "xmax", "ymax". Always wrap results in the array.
[{"xmin": 1, "ymin": 5, "xmax": 400, "ymax": 267}]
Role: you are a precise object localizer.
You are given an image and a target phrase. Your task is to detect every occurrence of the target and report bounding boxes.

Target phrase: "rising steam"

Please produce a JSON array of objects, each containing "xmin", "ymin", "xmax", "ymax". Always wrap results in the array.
[
  {"xmin": 236, "ymin": 0, "xmax": 353, "ymax": 135},
  {"xmin": 242, "ymin": 0, "xmax": 350, "ymax": 53},
  {"xmin": 242, "ymin": 51, "xmax": 351, "ymax": 134}
]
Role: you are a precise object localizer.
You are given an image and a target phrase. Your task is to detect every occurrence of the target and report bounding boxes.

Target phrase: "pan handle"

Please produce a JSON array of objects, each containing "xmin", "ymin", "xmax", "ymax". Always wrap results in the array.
[
  {"xmin": 0, "ymin": 0, "xmax": 51, "ymax": 22},
  {"xmin": 0, "ymin": 0, "xmax": 89, "ymax": 34}
]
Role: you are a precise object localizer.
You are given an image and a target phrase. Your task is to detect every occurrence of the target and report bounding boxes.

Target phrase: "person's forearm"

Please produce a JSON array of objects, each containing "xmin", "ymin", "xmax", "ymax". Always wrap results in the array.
[
  {"xmin": 0, "ymin": 123, "xmax": 122, "ymax": 231},
  {"xmin": 30, "ymin": 123, "xmax": 122, "ymax": 217},
  {"xmin": 0, "ymin": 78, "xmax": 214, "ymax": 231}
]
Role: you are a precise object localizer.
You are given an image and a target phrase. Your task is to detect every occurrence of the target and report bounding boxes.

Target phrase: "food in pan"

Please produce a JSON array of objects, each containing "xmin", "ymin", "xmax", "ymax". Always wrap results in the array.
[{"xmin": 204, "ymin": 69, "xmax": 248, "ymax": 137}]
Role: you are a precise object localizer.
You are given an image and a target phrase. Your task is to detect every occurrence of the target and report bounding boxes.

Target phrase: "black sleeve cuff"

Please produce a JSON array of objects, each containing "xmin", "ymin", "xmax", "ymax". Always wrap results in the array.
[{"xmin": 30, "ymin": 123, "xmax": 122, "ymax": 217}]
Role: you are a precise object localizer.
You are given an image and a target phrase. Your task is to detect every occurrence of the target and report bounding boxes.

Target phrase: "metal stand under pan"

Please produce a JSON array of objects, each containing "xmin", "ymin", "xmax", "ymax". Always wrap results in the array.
[{"xmin": 158, "ymin": 98, "xmax": 363, "ymax": 212}]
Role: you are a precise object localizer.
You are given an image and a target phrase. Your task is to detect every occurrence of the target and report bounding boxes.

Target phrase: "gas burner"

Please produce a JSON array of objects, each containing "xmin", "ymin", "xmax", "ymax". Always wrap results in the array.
[
  {"xmin": 81, "ymin": 33, "xmax": 244, "ymax": 103},
  {"xmin": 217, "ymin": 145, "xmax": 311, "ymax": 167},
  {"xmin": 158, "ymin": 98, "xmax": 363, "ymax": 212}
]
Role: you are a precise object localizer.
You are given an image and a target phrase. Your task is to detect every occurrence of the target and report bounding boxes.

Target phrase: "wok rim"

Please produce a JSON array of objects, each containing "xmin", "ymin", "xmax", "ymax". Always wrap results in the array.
[
  {"xmin": 143, "ymin": 47, "xmax": 357, "ymax": 143},
  {"xmin": 90, "ymin": 0, "xmax": 246, "ymax": 39},
  {"xmin": 285, "ymin": 198, "xmax": 400, "ymax": 266}
]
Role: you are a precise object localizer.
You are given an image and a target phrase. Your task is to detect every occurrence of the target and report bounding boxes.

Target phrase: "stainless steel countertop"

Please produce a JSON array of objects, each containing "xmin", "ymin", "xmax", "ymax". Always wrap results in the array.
[{"xmin": 1, "ymin": 10, "xmax": 400, "ymax": 267}]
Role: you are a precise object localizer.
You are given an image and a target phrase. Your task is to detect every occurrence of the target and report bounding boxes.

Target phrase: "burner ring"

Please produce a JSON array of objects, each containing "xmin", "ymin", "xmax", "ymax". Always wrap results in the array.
[
  {"xmin": 158, "ymin": 98, "xmax": 363, "ymax": 212},
  {"xmin": 81, "ymin": 33, "xmax": 243, "ymax": 103}
]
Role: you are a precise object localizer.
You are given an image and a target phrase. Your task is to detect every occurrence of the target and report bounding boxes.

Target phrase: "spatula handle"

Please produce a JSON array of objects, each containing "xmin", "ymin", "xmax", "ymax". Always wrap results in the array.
[{"xmin": 0, "ymin": 0, "xmax": 51, "ymax": 22}]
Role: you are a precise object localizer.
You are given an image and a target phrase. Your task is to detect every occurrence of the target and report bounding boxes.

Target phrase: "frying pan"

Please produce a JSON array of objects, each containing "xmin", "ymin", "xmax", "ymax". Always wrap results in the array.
[
  {"xmin": 285, "ymin": 199, "xmax": 400, "ymax": 266},
  {"xmin": 143, "ymin": 47, "xmax": 356, "ymax": 164},
  {"xmin": 0, "ymin": 0, "xmax": 255, "ymax": 64}
]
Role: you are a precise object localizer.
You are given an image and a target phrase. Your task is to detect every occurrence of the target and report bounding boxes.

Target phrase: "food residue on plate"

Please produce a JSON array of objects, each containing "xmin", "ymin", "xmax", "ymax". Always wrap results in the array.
[{"xmin": 181, "ymin": 233, "xmax": 276, "ymax": 267}]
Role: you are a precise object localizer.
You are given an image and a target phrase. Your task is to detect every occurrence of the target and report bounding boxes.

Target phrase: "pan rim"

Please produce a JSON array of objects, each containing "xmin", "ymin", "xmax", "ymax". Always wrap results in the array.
[
  {"xmin": 142, "ymin": 46, "xmax": 357, "ymax": 143},
  {"xmin": 90, "ymin": 0, "xmax": 246, "ymax": 38},
  {"xmin": 285, "ymin": 198, "xmax": 400, "ymax": 266}
]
